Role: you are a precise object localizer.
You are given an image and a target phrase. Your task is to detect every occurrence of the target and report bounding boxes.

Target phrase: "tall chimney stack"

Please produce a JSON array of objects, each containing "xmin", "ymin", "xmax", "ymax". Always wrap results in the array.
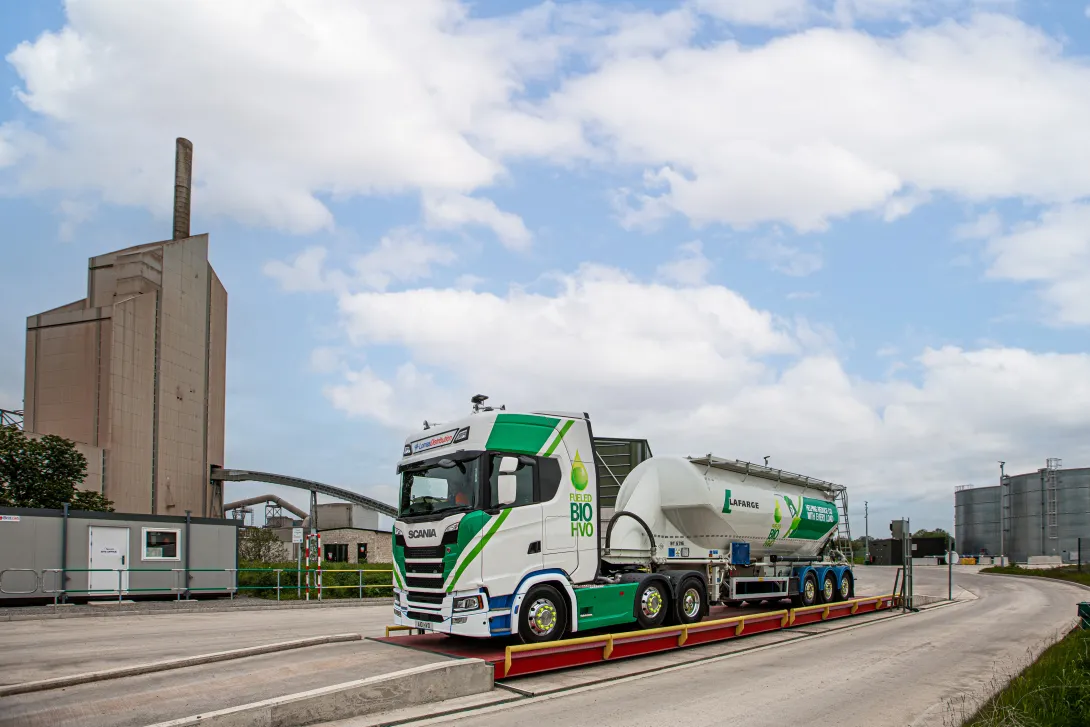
[{"xmin": 173, "ymin": 137, "xmax": 193, "ymax": 240}]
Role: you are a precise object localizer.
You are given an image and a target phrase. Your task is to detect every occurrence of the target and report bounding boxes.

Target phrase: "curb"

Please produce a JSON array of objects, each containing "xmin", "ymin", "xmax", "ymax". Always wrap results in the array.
[
  {"xmin": 145, "ymin": 659, "xmax": 494, "ymax": 727},
  {"xmin": 0, "ymin": 633, "xmax": 363, "ymax": 697},
  {"xmin": 0, "ymin": 598, "xmax": 392, "ymax": 622}
]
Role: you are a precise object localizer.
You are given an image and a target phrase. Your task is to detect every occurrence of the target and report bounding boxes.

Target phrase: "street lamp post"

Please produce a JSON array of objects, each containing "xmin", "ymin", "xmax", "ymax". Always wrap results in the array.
[
  {"xmin": 998, "ymin": 461, "xmax": 1006, "ymax": 565},
  {"xmin": 864, "ymin": 501, "xmax": 869, "ymax": 565}
]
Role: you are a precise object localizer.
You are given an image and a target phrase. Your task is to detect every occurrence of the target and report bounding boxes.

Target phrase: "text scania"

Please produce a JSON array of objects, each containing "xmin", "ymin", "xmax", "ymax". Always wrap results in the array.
[{"xmin": 408, "ymin": 529, "xmax": 437, "ymax": 539}]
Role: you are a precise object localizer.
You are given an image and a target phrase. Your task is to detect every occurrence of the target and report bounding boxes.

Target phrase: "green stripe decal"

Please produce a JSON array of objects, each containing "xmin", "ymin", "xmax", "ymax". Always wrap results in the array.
[
  {"xmin": 543, "ymin": 419, "xmax": 574, "ymax": 457},
  {"xmin": 485, "ymin": 414, "xmax": 560, "ymax": 455},
  {"xmin": 446, "ymin": 508, "xmax": 511, "ymax": 592},
  {"xmin": 392, "ymin": 564, "xmax": 404, "ymax": 589}
]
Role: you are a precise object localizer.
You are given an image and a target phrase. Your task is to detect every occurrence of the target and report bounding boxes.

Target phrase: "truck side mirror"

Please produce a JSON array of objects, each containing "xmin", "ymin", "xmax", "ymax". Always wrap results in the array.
[{"xmin": 498, "ymin": 456, "xmax": 519, "ymax": 505}]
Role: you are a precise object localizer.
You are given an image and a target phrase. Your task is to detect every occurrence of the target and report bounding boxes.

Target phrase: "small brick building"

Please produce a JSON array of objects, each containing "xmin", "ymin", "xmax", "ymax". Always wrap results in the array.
[{"xmin": 315, "ymin": 527, "xmax": 392, "ymax": 564}]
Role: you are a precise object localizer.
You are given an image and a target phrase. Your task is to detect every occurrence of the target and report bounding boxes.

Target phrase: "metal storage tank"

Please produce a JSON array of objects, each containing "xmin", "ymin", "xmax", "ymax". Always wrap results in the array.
[
  {"xmin": 1004, "ymin": 460, "xmax": 1090, "ymax": 564},
  {"xmin": 954, "ymin": 484, "xmax": 1001, "ymax": 556}
]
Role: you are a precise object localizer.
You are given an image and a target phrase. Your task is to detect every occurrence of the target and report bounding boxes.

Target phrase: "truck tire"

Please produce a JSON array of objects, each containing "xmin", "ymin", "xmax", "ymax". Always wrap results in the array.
[
  {"xmin": 820, "ymin": 571, "xmax": 837, "ymax": 604},
  {"xmin": 634, "ymin": 579, "xmax": 669, "ymax": 629},
  {"xmin": 838, "ymin": 571, "xmax": 854, "ymax": 601},
  {"xmin": 518, "ymin": 584, "xmax": 568, "ymax": 643},
  {"xmin": 674, "ymin": 577, "xmax": 706, "ymax": 625},
  {"xmin": 792, "ymin": 571, "xmax": 818, "ymax": 608}
]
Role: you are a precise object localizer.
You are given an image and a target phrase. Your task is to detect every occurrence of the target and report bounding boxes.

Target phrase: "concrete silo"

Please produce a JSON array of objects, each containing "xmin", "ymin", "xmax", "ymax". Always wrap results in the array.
[{"xmin": 954, "ymin": 484, "xmax": 1001, "ymax": 556}]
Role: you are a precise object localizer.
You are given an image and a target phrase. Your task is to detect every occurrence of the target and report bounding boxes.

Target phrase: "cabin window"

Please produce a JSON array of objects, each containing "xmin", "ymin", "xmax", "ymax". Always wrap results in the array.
[{"xmin": 142, "ymin": 528, "xmax": 180, "ymax": 560}]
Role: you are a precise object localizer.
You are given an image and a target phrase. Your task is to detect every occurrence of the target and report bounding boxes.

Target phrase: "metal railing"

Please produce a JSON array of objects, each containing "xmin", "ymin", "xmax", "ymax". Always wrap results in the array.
[{"xmin": 0, "ymin": 567, "xmax": 394, "ymax": 605}]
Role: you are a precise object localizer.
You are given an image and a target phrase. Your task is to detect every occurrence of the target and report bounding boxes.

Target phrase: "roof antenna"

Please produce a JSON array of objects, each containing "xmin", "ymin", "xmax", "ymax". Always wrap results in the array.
[{"xmin": 763, "ymin": 456, "xmax": 770, "ymax": 466}]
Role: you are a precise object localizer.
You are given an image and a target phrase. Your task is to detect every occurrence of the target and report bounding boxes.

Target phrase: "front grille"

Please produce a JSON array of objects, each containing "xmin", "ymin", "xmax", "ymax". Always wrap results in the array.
[
  {"xmin": 406, "ymin": 576, "xmax": 443, "ymax": 589},
  {"xmin": 405, "ymin": 545, "xmax": 444, "ymax": 559},
  {"xmin": 407, "ymin": 562, "xmax": 443, "ymax": 574},
  {"xmin": 407, "ymin": 611, "xmax": 443, "ymax": 623},
  {"xmin": 408, "ymin": 591, "xmax": 445, "ymax": 605}
]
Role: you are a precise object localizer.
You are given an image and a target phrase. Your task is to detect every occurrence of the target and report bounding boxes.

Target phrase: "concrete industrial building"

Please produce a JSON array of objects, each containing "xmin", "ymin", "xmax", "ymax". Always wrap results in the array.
[
  {"xmin": 955, "ymin": 459, "xmax": 1090, "ymax": 563},
  {"xmin": 21, "ymin": 139, "xmax": 228, "ymax": 517}
]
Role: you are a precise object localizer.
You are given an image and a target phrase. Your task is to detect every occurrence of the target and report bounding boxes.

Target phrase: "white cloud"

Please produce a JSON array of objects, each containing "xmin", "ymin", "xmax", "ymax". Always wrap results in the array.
[
  {"xmin": 955, "ymin": 209, "xmax": 1003, "ymax": 240},
  {"xmin": 692, "ymin": 0, "xmax": 812, "ymax": 28},
  {"xmin": 542, "ymin": 13, "xmax": 1090, "ymax": 233},
  {"xmin": 1085, "ymin": 5, "xmax": 1090, "ymax": 20},
  {"xmin": 750, "ymin": 239, "xmax": 823, "ymax": 277},
  {"xmin": 984, "ymin": 203, "xmax": 1090, "ymax": 325},
  {"xmin": 7, "ymin": 4, "xmax": 1089, "ymax": 247},
  {"xmin": 422, "ymin": 192, "xmax": 531, "ymax": 250},
  {"xmin": 263, "ymin": 230, "xmax": 457, "ymax": 294},
  {"xmin": 656, "ymin": 241, "xmax": 711, "ymax": 285},
  {"xmin": 303, "ymin": 258, "xmax": 1090, "ymax": 505},
  {"xmin": 1, "ymin": 1, "xmax": 571, "ymax": 237}
]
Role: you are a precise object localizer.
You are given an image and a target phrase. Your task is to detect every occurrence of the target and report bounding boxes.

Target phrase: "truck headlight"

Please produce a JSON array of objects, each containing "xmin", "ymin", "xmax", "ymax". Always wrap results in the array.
[{"xmin": 452, "ymin": 595, "xmax": 483, "ymax": 612}]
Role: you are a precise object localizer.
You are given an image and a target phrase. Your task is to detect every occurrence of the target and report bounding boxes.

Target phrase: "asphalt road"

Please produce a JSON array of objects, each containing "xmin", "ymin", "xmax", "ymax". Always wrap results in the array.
[{"xmin": 375, "ymin": 568, "xmax": 1084, "ymax": 727}]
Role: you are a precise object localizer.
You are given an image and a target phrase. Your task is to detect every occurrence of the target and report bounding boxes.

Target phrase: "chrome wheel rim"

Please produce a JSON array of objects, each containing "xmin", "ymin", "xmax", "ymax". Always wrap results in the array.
[
  {"xmin": 641, "ymin": 586, "xmax": 664, "ymax": 618},
  {"xmin": 824, "ymin": 578, "xmax": 834, "ymax": 601},
  {"xmin": 804, "ymin": 579, "xmax": 815, "ymax": 602},
  {"xmin": 527, "ymin": 598, "xmax": 558, "ymax": 637},
  {"xmin": 682, "ymin": 588, "xmax": 701, "ymax": 619},
  {"xmin": 840, "ymin": 577, "xmax": 851, "ymax": 599}
]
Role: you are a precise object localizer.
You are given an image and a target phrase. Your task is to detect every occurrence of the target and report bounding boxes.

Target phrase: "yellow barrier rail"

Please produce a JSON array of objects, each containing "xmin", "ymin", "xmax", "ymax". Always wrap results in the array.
[{"xmin": 501, "ymin": 594, "xmax": 894, "ymax": 677}]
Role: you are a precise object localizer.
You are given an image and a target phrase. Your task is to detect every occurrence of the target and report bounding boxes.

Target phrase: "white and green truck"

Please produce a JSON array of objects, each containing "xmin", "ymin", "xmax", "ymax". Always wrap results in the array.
[{"xmin": 392, "ymin": 396, "xmax": 854, "ymax": 643}]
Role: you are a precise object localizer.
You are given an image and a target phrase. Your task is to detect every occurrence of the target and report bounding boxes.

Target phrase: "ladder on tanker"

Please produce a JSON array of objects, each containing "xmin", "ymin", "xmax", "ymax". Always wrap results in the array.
[{"xmin": 831, "ymin": 487, "xmax": 854, "ymax": 565}]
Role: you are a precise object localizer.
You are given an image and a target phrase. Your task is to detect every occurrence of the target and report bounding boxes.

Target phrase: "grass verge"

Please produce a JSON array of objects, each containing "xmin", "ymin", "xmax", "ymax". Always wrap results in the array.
[
  {"xmin": 980, "ymin": 564, "xmax": 1090, "ymax": 588},
  {"xmin": 959, "ymin": 627, "xmax": 1090, "ymax": 727},
  {"xmin": 236, "ymin": 560, "xmax": 393, "ymax": 600}
]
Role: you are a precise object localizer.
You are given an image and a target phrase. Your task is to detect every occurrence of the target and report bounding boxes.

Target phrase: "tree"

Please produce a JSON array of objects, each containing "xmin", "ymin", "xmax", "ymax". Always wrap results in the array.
[
  {"xmin": 914, "ymin": 528, "xmax": 954, "ymax": 549},
  {"xmin": 0, "ymin": 425, "xmax": 114, "ymax": 511},
  {"xmin": 238, "ymin": 526, "xmax": 285, "ymax": 563}
]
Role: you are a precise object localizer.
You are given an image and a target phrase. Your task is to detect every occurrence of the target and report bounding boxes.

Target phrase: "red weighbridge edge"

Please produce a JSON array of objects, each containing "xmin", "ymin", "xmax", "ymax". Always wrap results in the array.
[{"xmin": 373, "ymin": 593, "xmax": 898, "ymax": 680}]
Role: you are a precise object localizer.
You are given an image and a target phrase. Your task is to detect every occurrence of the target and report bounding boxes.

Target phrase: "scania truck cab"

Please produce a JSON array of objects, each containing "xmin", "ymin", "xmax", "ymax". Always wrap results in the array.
[
  {"xmin": 391, "ymin": 396, "xmax": 854, "ymax": 644},
  {"xmin": 392, "ymin": 400, "xmax": 602, "ymax": 642}
]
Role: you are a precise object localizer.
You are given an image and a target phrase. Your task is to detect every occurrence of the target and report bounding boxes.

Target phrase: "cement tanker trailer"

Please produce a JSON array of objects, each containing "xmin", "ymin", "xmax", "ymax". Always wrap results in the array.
[
  {"xmin": 391, "ymin": 400, "xmax": 855, "ymax": 643},
  {"xmin": 603, "ymin": 454, "xmax": 853, "ymax": 608}
]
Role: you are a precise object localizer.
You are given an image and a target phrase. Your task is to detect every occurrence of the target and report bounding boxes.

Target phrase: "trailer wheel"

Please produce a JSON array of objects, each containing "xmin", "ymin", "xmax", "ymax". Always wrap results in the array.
[
  {"xmin": 518, "ymin": 584, "xmax": 568, "ymax": 643},
  {"xmin": 674, "ymin": 577, "xmax": 706, "ymax": 625},
  {"xmin": 820, "ymin": 571, "xmax": 837, "ymax": 604},
  {"xmin": 793, "ymin": 571, "xmax": 818, "ymax": 608},
  {"xmin": 635, "ymin": 580, "xmax": 669, "ymax": 629},
  {"xmin": 838, "ymin": 571, "xmax": 854, "ymax": 601}
]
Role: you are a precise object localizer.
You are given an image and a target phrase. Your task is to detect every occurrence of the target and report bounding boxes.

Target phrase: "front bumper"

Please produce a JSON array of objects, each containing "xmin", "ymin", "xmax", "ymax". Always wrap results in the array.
[{"xmin": 392, "ymin": 587, "xmax": 495, "ymax": 638}]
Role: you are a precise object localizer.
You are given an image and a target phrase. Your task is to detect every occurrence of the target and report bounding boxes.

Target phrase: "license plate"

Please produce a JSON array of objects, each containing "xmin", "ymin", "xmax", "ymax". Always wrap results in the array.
[{"xmin": 414, "ymin": 620, "xmax": 433, "ymax": 631}]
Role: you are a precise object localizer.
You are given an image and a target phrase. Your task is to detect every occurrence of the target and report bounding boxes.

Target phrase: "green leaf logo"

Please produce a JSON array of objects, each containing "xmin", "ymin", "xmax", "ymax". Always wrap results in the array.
[{"xmin": 571, "ymin": 451, "xmax": 589, "ymax": 491}]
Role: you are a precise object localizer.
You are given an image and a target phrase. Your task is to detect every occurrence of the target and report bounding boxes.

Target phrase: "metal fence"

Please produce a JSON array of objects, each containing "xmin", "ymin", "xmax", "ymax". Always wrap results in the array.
[{"xmin": 0, "ymin": 567, "xmax": 393, "ymax": 605}]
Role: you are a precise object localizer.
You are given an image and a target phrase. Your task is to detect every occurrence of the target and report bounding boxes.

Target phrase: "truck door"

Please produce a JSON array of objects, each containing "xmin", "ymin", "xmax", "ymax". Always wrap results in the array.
[
  {"xmin": 481, "ymin": 454, "xmax": 544, "ymax": 598},
  {"xmin": 541, "ymin": 452, "xmax": 579, "ymax": 576}
]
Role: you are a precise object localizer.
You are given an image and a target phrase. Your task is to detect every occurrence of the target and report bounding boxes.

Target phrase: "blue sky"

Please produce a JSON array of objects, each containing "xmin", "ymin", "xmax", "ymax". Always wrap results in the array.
[{"xmin": 3, "ymin": 0, "xmax": 1090, "ymax": 535}]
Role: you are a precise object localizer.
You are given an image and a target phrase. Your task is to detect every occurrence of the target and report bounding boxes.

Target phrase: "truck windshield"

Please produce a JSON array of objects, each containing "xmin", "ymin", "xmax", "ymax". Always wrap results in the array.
[{"xmin": 399, "ymin": 455, "xmax": 480, "ymax": 518}]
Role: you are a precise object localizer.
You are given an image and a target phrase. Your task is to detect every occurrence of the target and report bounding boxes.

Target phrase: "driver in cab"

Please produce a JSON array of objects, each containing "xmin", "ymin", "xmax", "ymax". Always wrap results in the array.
[{"xmin": 449, "ymin": 479, "xmax": 471, "ymax": 507}]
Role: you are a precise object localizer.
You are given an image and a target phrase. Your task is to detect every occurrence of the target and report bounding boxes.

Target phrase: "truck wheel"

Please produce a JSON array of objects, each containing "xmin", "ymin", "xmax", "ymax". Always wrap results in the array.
[
  {"xmin": 674, "ymin": 577, "xmax": 705, "ymax": 625},
  {"xmin": 820, "ymin": 572, "xmax": 837, "ymax": 604},
  {"xmin": 793, "ymin": 571, "xmax": 818, "ymax": 608},
  {"xmin": 838, "ymin": 571, "xmax": 854, "ymax": 601},
  {"xmin": 635, "ymin": 580, "xmax": 669, "ymax": 629},
  {"xmin": 518, "ymin": 584, "xmax": 568, "ymax": 643}
]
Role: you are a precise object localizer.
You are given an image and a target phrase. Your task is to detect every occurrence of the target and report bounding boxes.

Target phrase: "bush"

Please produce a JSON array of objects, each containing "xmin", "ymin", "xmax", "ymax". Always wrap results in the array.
[{"xmin": 235, "ymin": 560, "xmax": 394, "ymax": 600}]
